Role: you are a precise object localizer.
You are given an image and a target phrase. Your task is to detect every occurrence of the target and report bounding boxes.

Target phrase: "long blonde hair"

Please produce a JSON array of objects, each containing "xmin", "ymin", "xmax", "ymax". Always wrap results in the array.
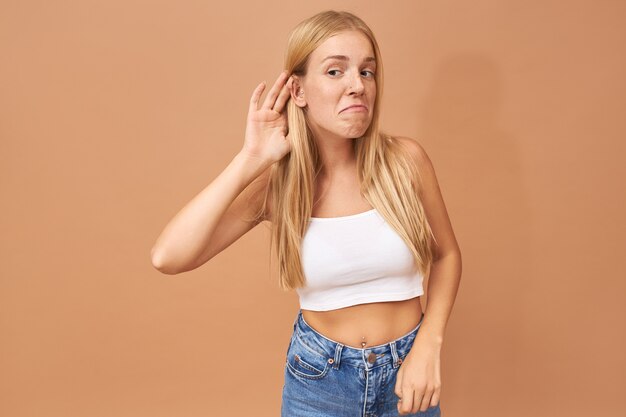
[{"xmin": 250, "ymin": 10, "xmax": 436, "ymax": 291}]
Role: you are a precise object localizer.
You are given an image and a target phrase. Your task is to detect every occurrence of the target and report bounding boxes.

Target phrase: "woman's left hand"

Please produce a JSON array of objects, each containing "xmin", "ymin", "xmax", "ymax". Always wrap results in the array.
[{"xmin": 394, "ymin": 338, "xmax": 442, "ymax": 415}]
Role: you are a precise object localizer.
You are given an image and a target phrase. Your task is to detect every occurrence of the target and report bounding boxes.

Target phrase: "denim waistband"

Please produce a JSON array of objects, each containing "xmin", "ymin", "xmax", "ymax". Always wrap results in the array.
[{"xmin": 292, "ymin": 309, "xmax": 425, "ymax": 370}]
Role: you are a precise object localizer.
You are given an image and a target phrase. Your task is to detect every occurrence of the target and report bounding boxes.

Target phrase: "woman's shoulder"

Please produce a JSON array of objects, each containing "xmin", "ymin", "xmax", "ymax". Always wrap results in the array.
[{"xmin": 387, "ymin": 135, "xmax": 430, "ymax": 165}]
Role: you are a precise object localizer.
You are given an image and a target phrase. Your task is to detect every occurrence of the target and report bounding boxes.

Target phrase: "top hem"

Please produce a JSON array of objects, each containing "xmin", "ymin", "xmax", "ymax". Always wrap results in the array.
[{"xmin": 299, "ymin": 288, "xmax": 425, "ymax": 312}]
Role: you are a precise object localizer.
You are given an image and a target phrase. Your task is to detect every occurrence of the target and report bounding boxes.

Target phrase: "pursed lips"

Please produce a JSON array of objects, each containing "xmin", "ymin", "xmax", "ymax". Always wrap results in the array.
[{"xmin": 340, "ymin": 105, "xmax": 368, "ymax": 113}]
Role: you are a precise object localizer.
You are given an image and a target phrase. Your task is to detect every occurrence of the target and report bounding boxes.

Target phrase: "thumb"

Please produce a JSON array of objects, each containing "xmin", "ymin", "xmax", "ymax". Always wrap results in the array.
[{"xmin": 394, "ymin": 369, "xmax": 404, "ymax": 399}]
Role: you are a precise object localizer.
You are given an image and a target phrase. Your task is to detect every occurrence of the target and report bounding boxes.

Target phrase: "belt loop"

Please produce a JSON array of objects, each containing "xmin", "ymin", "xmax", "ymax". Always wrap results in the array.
[
  {"xmin": 390, "ymin": 340, "xmax": 400, "ymax": 369},
  {"xmin": 332, "ymin": 343, "xmax": 343, "ymax": 369},
  {"xmin": 293, "ymin": 310, "xmax": 300, "ymax": 331}
]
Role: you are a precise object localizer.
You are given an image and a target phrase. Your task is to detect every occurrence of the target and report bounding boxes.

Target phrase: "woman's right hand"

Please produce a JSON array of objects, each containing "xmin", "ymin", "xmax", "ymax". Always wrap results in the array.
[{"xmin": 240, "ymin": 70, "xmax": 294, "ymax": 166}]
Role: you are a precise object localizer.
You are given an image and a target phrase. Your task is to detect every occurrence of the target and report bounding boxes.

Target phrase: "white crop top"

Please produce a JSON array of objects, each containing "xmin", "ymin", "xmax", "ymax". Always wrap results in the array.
[{"xmin": 296, "ymin": 208, "xmax": 424, "ymax": 311}]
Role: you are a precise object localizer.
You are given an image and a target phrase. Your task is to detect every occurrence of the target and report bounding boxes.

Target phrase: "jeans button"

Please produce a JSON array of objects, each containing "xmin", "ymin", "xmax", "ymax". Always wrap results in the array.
[{"xmin": 367, "ymin": 352, "xmax": 377, "ymax": 363}]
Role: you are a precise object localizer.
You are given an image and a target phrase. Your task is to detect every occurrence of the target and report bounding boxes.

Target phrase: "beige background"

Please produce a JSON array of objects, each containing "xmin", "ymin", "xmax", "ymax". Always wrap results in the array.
[{"xmin": 1, "ymin": 0, "xmax": 625, "ymax": 416}]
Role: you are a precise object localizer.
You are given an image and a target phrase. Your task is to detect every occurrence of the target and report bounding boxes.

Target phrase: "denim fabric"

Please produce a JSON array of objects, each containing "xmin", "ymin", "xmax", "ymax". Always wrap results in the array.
[{"xmin": 281, "ymin": 309, "xmax": 442, "ymax": 417}]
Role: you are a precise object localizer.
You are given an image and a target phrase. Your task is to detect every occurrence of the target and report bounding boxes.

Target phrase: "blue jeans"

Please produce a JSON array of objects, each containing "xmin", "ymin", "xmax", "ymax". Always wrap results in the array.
[{"xmin": 281, "ymin": 309, "xmax": 442, "ymax": 417}]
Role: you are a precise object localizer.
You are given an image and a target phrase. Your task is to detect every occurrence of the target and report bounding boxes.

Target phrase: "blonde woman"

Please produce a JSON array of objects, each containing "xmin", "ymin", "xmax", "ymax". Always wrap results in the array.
[{"xmin": 151, "ymin": 10, "xmax": 461, "ymax": 417}]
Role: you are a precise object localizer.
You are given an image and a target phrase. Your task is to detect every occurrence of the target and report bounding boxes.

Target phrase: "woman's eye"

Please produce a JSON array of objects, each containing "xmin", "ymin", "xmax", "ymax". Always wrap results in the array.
[{"xmin": 327, "ymin": 69, "xmax": 375, "ymax": 77}]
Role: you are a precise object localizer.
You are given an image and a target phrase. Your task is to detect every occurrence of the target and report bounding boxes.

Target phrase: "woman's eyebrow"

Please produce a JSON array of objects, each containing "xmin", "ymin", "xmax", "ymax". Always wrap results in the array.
[{"xmin": 321, "ymin": 55, "xmax": 376, "ymax": 63}]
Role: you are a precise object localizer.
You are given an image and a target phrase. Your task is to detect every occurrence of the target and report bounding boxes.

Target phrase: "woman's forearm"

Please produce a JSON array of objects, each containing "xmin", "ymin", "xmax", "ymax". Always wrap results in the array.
[
  {"xmin": 414, "ymin": 252, "xmax": 463, "ymax": 347},
  {"xmin": 150, "ymin": 152, "xmax": 269, "ymax": 274}
]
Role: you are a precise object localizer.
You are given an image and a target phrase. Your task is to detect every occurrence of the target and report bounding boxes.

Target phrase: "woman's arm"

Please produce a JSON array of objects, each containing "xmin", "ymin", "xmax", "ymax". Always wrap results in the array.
[
  {"xmin": 151, "ymin": 71, "xmax": 293, "ymax": 275},
  {"xmin": 399, "ymin": 136, "xmax": 462, "ymax": 346},
  {"xmin": 150, "ymin": 153, "xmax": 270, "ymax": 275},
  {"xmin": 393, "ymin": 136, "xmax": 462, "ymax": 414}
]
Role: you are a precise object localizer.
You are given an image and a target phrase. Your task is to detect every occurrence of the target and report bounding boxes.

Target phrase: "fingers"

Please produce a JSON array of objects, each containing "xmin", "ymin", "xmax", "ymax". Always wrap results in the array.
[
  {"xmin": 272, "ymin": 75, "xmax": 293, "ymax": 114},
  {"xmin": 261, "ymin": 70, "xmax": 290, "ymax": 111},
  {"xmin": 249, "ymin": 81, "xmax": 266, "ymax": 113},
  {"xmin": 397, "ymin": 391, "xmax": 414, "ymax": 415},
  {"xmin": 249, "ymin": 70, "xmax": 292, "ymax": 115},
  {"xmin": 397, "ymin": 388, "xmax": 431, "ymax": 414},
  {"xmin": 412, "ymin": 390, "xmax": 425, "ymax": 413},
  {"xmin": 395, "ymin": 380, "xmax": 412, "ymax": 414}
]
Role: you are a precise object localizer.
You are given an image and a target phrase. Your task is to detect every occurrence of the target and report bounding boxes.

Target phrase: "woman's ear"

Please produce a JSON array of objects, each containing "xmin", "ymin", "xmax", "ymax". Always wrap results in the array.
[{"xmin": 289, "ymin": 76, "xmax": 307, "ymax": 109}]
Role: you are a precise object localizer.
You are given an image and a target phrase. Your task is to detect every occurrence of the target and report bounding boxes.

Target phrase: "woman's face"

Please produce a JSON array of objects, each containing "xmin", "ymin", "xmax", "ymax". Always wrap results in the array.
[{"xmin": 294, "ymin": 30, "xmax": 377, "ymax": 141}]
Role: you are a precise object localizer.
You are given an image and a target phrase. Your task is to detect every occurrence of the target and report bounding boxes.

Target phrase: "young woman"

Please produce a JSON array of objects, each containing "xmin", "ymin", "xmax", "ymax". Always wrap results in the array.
[{"xmin": 151, "ymin": 10, "xmax": 461, "ymax": 417}]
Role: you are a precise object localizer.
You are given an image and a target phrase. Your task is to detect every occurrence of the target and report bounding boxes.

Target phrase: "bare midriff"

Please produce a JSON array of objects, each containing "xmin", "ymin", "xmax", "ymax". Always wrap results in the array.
[{"xmin": 301, "ymin": 296, "xmax": 423, "ymax": 349}]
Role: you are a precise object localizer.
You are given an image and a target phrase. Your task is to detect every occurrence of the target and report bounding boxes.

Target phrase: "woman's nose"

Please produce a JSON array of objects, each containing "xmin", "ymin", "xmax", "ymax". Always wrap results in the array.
[{"xmin": 347, "ymin": 71, "xmax": 365, "ymax": 94}]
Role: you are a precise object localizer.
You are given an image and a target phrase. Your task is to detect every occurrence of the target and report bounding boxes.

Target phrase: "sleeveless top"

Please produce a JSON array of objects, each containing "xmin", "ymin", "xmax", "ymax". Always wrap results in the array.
[{"xmin": 296, "ymin": 208, "xmax": 424, "ymax": 311}]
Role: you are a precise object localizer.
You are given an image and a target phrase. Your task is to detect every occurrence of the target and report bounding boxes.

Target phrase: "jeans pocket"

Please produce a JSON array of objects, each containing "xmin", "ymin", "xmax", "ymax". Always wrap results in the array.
[{"xmin": 285, "ymin": 333, "xmax": 332, "ymax": 380}]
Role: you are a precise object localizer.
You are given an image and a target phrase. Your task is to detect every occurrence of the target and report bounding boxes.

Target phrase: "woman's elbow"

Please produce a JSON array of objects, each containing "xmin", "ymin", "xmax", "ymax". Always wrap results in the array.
[{"xmin": 150, "ymin": 246, "xmax": 182, "ymax": 275}]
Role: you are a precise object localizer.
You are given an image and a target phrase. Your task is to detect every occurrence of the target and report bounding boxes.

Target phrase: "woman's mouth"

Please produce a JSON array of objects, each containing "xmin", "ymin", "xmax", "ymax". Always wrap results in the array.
[{"xmin": 341, "ymin": 105, "xmax": 368, "ymax": 113}]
